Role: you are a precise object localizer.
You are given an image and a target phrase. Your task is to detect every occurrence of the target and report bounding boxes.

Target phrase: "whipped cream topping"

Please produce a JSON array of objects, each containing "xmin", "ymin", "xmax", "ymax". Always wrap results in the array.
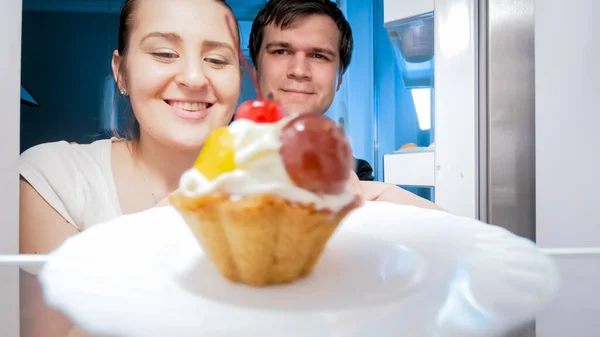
[{"xmin": 179, "ymin": 118, "xmax": 356, "ymax": 211}]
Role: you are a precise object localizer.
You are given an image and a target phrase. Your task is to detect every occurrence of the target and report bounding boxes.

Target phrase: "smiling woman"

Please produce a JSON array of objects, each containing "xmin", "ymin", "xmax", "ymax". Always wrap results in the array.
[
  {"xmin": 112, "ymin": 0, "xmax": 241, "ymax": 151},
  {"xmin": 18, "ymin": 1, "xmax": 242, "ymax": 336}
]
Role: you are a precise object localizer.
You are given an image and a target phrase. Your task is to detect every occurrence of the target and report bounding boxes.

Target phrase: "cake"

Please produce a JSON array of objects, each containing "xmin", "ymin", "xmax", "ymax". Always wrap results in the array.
[
  {"xmin": 169, "ymin": 100, "xmax": 362, "ymax": 286},
  {"xmin": 169, "ymin": 14, "xmax": 362, "ymax": 286}
]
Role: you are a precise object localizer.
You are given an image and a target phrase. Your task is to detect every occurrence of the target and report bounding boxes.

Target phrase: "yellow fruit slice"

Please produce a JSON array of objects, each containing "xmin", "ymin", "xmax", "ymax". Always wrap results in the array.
[{"xmin": 194, "ymin": 127, "xmax": 236, "ymax": 180}]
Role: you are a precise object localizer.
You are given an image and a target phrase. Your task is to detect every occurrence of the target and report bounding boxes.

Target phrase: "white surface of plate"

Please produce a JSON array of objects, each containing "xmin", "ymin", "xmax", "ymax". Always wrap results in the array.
[{"xmin": 38, "ymin": 201, "xmax": 560, "ymax": 337}]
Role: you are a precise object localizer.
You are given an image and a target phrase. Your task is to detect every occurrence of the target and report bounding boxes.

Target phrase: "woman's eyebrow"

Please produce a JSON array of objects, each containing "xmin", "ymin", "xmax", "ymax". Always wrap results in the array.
[
  {"xmin": 140, "ymin": 32, "xmax": 182, "ymax": 45},
  {"xmin": 202, "ymin": 40, "xmax": 235, "ymax": 54}
]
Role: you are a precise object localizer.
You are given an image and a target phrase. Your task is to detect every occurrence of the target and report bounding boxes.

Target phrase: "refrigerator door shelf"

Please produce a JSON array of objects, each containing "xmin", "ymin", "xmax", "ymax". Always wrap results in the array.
[{"xmin": 383, "ymin": 149, "xmax": 434, "ymax": 187}]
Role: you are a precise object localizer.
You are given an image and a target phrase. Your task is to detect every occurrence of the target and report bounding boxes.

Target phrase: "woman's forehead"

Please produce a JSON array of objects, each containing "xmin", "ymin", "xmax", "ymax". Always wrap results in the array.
[{"xmin": 132, "ymin": 0, "xmax": 235, "ymax": 44}]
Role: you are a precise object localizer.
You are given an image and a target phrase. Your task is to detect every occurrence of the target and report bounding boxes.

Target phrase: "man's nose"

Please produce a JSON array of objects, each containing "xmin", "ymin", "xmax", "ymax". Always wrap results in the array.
[{"xmin": 287, "ymin": 54, "xmax": 312, "ymax": 80}]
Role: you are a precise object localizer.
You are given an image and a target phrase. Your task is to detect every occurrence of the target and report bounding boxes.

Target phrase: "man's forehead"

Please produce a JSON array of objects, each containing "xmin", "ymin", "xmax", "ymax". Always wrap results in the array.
[{"xmin": 262, "ymin": 15, "xmax": 340, "ymax": 53}]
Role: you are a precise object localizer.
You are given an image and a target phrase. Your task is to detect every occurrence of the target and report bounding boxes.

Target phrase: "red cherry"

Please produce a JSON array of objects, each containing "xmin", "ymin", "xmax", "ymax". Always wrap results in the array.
[{"xmin": 234, "ymin": 99, "xmax": 285, "ymax": 123}]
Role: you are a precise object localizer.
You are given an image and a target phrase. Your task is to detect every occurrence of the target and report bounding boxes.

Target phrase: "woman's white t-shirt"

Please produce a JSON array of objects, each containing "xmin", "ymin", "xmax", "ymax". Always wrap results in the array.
[{"xmin": 20, "ymin": 138, "xmax": 123, "ymax": 231}]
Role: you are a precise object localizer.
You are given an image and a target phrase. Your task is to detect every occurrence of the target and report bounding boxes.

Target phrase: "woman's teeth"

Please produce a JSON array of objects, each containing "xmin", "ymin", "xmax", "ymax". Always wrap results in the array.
[{"xmin": 170, "ymin": 101, "xmax": 210, "ymax": 111}]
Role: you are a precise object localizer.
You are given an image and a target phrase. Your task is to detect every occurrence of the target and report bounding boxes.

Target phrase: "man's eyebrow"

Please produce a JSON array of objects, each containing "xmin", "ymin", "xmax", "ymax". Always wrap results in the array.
[
  {"xmin": 140, "ymin": 32, "xmax": 182, "ymax": 44},
  {"xmin": 265, "ymin": 41, "xmax": 336, "ymax": 58},
  {"xmin": 265, "ymin": 41, "xmax": 293, "ymax": 50}
]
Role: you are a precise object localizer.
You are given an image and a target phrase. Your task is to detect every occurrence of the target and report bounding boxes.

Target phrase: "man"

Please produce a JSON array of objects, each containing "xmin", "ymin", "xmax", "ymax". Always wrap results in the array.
[
  {"xmin": 248, "ymin": 0, "xmax": 373, "ymax": 181},
  {"xmin": 249, "ymin": 0, "xmax": 440, "ymax": 210}
]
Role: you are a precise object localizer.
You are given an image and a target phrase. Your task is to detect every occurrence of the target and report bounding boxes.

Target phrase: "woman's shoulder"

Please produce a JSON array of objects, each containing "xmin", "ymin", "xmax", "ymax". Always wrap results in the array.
[
  {"xmin": 21, "ymin": 138, "xmax": 116, "ymax": 161},
  {"xmin": 20, "ymin": 138, "xmax": 126, "ymax": 176},
  {"xmin": 20, "ymin": 138, "xmax": 123, "ymax": 229},
  {"xmin": 20, "ymin": 137, "xmax": 125, "ymax": 195}
]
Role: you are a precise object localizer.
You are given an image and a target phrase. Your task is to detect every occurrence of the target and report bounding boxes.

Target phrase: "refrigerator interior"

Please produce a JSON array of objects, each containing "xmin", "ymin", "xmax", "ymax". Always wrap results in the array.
[{"xmin": 375, "ymin": 7, "xmax": 436, "ymax": 201}]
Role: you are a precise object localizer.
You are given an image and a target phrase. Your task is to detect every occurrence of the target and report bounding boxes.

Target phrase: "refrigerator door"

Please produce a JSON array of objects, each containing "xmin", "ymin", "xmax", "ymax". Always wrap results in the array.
[{"xmin": 0, "ymin": 2, "xmax": 23, "ymax": 337}]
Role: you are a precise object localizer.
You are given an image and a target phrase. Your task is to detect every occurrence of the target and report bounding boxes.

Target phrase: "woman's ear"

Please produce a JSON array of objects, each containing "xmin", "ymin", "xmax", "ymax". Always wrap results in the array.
[{"xmin": 111, "ymin": 50, "xmax": 126, "ymax": 90}]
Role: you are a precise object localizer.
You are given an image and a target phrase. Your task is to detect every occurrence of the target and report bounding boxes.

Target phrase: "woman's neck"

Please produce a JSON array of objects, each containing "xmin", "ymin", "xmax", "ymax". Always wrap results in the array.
[{"xmin": 131, "ymin": 131, "xmax": 200, "ymax": 196}]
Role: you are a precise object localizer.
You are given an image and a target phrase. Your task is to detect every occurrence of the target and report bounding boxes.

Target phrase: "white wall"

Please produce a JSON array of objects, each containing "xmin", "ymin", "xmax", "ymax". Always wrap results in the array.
[
  {"xmin": 535, "ymin": 0, "xmax": 600, "ymax": 335},
  {"xmin": 0, "ymin": 1, "xmax": 22, "ymax": 337}
]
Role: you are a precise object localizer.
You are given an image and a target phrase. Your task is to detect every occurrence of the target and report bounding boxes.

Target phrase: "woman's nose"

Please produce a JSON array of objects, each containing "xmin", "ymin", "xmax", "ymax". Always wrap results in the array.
[{"xmin": 177, "ymin": 59, "xmax": 208, "ymax": 90}]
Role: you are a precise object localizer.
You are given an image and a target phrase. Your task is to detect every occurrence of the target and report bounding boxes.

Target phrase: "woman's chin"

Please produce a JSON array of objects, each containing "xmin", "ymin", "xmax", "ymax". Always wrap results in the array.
[
  {"xmin": 173, "ymin": 139, "xmax": 207, "ymax": 154},
  {"xmin": 158, "ymin": 132, "xmax": 207, "ymax": 154}
]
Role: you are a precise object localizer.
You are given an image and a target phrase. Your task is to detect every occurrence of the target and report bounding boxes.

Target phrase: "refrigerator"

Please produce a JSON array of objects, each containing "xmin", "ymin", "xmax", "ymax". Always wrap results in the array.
[
  {"xmin": 378, "ymin": 0, "xmax": 599, "ymax": 336},
  {"xmin": 378, "ymin": 0, "xmax": 536, "ymax": 245}
]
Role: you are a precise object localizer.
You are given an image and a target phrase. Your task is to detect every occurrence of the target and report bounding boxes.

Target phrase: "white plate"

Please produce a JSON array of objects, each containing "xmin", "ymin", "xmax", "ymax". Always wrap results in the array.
[{"xmin": 38, "ymin": 201, "xmax": 560, "ymax": 337}]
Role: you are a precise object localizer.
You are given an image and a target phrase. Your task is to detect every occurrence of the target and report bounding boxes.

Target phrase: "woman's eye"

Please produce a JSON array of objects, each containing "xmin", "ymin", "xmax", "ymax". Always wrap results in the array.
[
  {"xmin": 205, "ymin": 58, "xmax": 228, "ymax": 66},
  {"xmin": 152, "ymin": 52, "xmax": 178, "ymax": 59}
]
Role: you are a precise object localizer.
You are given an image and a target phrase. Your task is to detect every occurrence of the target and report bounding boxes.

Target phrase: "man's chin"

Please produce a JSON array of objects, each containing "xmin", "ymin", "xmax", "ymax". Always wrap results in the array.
[{"xmin": 279, "ymin": 103, "xmax": 322, "ymax": 116}]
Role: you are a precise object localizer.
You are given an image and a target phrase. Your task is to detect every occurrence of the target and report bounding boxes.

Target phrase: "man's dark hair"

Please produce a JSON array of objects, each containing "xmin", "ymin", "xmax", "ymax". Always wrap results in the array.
[{"xmin": 249, "ymin": 0, "xmax": 353, "ymax": 75}]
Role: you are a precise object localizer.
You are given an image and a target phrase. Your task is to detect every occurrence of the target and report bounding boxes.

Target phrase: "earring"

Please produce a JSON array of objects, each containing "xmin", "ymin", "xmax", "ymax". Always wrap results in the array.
[{"xmin": 119, "ymin": 88, "xmax": 129, "ymax": 96}]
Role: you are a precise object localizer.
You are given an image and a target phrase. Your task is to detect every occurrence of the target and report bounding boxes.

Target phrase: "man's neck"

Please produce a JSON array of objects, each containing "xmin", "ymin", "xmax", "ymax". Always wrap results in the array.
[{"xmin": 133, "ymin": 131, "xmax": 199, "ymax": 195}]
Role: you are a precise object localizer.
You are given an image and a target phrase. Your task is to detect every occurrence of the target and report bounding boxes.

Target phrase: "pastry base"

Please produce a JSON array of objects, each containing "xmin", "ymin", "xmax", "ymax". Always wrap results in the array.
[{"xmin": 169, "ymin": 192, "xmax": 361, "ymax": 286}]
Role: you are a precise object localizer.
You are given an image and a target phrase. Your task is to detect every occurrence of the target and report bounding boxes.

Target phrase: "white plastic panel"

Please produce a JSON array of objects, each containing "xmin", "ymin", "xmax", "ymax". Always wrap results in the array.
[
  {"xmin": 535, "ymin": 0, "xmax": 600, "ymax": 248},
  {"xmin": 433, "ymin": 0, "xmax": 478, "ymax": 218},
  {"xmin": 0, "ymin": 1, "xmax": 23, "ymax": 337},
  {"xmin": 536, "ymin": 254, "xmax": 600, "ymax": 337},
  {"xmin": 535, "ymin": 0, "xmax": 600, "ymax": 334},
  {"xmin": 383, "ymin": 151, "xmax": 435, "ymax": 187},
  {"xmin": 383, "ymin": 0, "xmax": 434, "ymax": 23}
]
